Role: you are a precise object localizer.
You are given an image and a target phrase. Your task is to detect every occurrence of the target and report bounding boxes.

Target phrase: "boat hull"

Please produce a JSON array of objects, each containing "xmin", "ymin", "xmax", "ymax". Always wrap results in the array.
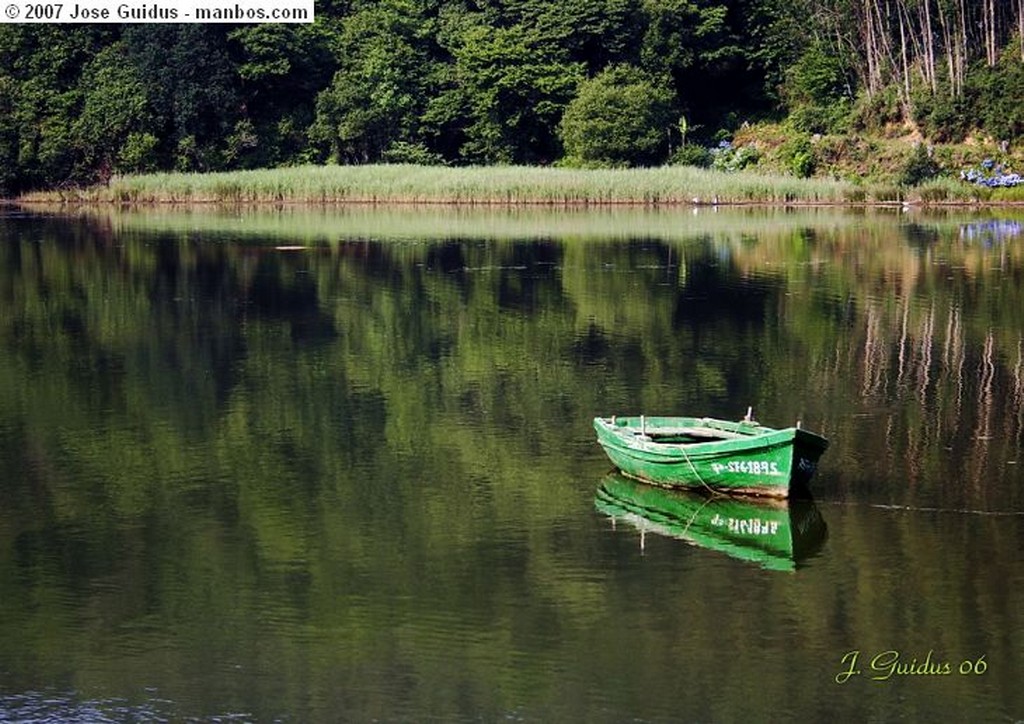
[{"xmin": 593, "ymin": 415, "xmax": 829, "ymax": 498}]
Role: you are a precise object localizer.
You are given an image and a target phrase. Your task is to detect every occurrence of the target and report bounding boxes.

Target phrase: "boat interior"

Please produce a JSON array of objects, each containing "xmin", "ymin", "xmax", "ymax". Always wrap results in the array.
[{"xmin": 627, "ymin": 425, "xmax": 747, "ymax": 444}]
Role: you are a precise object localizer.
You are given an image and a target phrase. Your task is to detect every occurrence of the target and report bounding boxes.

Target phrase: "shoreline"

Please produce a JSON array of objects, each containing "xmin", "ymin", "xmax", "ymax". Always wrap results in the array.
[
  {"xmin": 8, "ymin": 198, "xmax": 1024, "ymax": 209},
  {"xmin": 6, "ymin": 162, "xmax": 1023, "ymax": 208}
]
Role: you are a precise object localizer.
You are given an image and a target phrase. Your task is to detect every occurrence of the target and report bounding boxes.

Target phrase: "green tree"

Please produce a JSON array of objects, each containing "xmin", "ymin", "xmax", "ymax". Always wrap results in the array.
[
  {"xmin": 783, "ymin": 41, "xmax": 855, "ymax": 133},
  {"xmin": 0, "ymin": 74, "xmax": 17, "ymax": 195},
  {"xmin": 73, "ymin": 42, "xmax": 151, "ymax": 181},
  {"xmin": 0, "ymin": 26, "xmax": 113, "ymax": 191},
  {"xmin": 969, "ymin": 48, "xmax": 1024, "ymax": 142},
  {"xmin": 228, "ymin": 23, "xmax": 339, "ymax": 167},
  {"xmin": 451, "ymin": 22, "xmax": 585, "ymax": 164},
  {"xmin": 640, "ymin": 0, "xmax": 734, "ymax": 77},
  {"xmin": 502, "ymin": 0, "xmax": 644, "ymax": 73},
  {"xmin": 117, "ymin": 132, "xmax": 160, "ymax": 175},
  {"xmin": 898, "ymin": 143, "xmax": 939, "ymax": 186},
  {"xmin": 309, "ymin": 0, "xmax": 435, "ymax": 163},
  {"xmin": 559, "ymin": 65, "xmax": 675, "ymax": 166},
  {"xmin": 122, "ymin": 25, "xmax": 240, "ymax": 171},
  {"xmin": 638, "ymin": 0, "xmax": 756, "ymax": 137}
]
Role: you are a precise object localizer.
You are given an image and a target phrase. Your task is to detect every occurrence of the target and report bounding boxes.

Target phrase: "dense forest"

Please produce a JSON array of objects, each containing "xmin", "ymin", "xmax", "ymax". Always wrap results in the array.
[{"xmin": 1, "ymin": 0, "xmax": 1023, "ymax": 195}]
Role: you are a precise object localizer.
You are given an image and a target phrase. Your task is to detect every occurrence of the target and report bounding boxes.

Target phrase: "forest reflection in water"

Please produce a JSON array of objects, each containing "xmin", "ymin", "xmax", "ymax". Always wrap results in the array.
[{"xmin": 0, "ymin": 206, "xmax": 1022, "ymax": 721}]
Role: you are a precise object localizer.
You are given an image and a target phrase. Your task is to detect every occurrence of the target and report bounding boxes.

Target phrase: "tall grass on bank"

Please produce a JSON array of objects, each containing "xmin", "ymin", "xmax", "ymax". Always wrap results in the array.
[{"xmin": 21, "ymin": 164, "xmax": 858, "ymax": 205}]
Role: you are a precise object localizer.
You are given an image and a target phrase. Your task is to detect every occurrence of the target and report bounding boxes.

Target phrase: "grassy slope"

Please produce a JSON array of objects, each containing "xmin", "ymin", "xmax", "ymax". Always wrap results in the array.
[{"xmin": 733, "ymin": 123, "xmax": 1024, "ymax": 203}]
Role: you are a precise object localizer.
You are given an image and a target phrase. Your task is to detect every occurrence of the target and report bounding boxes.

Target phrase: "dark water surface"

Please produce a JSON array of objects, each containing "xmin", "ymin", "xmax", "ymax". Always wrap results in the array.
[{"xmin": 1, "ymin": 207, "xmax": 1022, "ymax": 721}]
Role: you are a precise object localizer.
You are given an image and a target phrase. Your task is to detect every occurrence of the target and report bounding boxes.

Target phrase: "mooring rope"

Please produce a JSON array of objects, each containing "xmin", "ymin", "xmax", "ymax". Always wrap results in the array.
[
  {"xmin": 678, "ymin": 442, "xmax": 721, "ymax": 497},
  {"xmin": 815, "ymin": 499, "xmax": 1024, "ymax": 517},
  {"xmin": 680, "ymin": 494, "xmax": 718, "ymax": 536}
]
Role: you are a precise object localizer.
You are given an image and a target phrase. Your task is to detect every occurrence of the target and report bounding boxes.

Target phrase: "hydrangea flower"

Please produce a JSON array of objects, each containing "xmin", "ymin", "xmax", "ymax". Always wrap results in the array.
[{"xmin": 960, "ymin": 161, "xmax": 1022, "ymax": 188}]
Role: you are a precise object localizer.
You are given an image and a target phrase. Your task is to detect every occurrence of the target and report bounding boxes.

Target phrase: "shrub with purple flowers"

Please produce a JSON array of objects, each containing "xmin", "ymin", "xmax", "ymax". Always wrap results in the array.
[
  {"xmin": 709, "ymin": 140, "xmax": 759, "ymax": 172},
  {"xmin": 960, "ymin": 160, "xmax": 1023, "ymax": 188}
]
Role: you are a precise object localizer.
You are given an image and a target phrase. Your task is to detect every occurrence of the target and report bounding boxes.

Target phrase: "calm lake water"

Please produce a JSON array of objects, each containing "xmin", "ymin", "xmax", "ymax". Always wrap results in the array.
[{"xmin": 1, "ymin": 206, "xmax": 1022, "ymax": 721}]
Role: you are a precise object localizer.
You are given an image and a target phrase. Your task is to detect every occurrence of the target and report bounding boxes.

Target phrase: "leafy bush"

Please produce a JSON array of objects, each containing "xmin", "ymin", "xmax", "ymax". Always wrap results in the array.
[
  {"xmin": 788, "ymin": 101, "xmax": 852, "ymax": 135},
  {"xmin": 850, "ymin": 87, "xmax": 903, "ymax": 134},
  {"xmin": 899, "ymin": 144, "xmax": 941, "ymax": 186},
  {"xmin": 709, "ymin": 141, "xmax": 759, "ymax": 172},
  {"xmin": 785, "ymin": 43, "xmax": 852, "ymax": 105},
  {"xmin": 969, "ymin": 52, "xmax": 1024, "ymax": 143},
  {"xmin": 911, "ymin": 84, "xmax": 969, "ymax": 142},
  {"xmin": 381, "ymin": 141, "xmax": 447, "ymax": 166},
  {"xmin": 559, "ymin": 65, "xmax": 674, "ymax": 167},
  {"xmin": 671, "ymin": 144, "xmax": 712, "ymax": 168},
  {"xmin": 783, "ymin": 41, "xmax": 855, "ymax": 135},
  {"xmin": 117, "ymin": 132, "xmax": 160, "ymax": 174},
  {"xmin": 779, "ymin": 133, "xmax": 817, "ymax": 178},
  {"xmin": 224, "ymin": 119, "xmax": 260, "ymax": 168}
]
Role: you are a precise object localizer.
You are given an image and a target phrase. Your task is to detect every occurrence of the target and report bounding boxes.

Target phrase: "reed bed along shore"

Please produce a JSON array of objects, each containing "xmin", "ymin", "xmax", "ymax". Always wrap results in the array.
[{"xmin": 22, "ymin": 164, "xmax": 863, "ymax": 205}]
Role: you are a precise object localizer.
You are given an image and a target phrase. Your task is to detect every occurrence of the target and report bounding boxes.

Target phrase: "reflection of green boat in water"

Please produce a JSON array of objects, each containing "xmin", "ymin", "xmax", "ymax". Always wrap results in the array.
[{"xmin": 595, "ymin": 474, "xmax": 828, "ymax": 571}]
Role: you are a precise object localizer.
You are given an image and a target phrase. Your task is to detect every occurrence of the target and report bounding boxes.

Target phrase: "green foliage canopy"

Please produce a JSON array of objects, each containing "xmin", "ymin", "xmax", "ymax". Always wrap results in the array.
[
  {"xmin": 309, "ymin": 0, "xmax": 435, "ymax": 163},
  {"xmin": 2, "ymin": 0, "xmax": 1024, "ymax": 194},
  {"xmin": 453, "ymin": 23, "xmax": 585, "ymax": 164},
  {"xmin": 558, "ymin": 65, "xmax": 675, "ymax": 167}
]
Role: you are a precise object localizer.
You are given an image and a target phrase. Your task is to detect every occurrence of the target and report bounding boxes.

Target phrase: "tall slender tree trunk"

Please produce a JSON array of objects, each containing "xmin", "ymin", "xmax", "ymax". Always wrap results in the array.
[
  {"xmin": 899, "ymin": 8, "xmax": 912, "ymax": 116},
  {"xmin": 985, "ymin": 0, "xmax": 998, "ymax": 66},
  {"xmin": 875, "ymin": 0, "xmax": 901, "ymax": 94},
  {"xmin": 864, "ymin": 0, "xmax": 879, "ymax": 96},
  {"xmin": 957, "ymin": 0, "xmax": 968, "ymax": 94},
  {"xmin": 899, "ymin": 0, "xmax": 926, "ymax": 87},
  {"xmin": 1018, "ymin": 0, "xmax": 1023, "ymax": 61},
  {"xmin": 936, "ymin": 0, "xmax": 957, "ymax": 97},
  {"xmin": 922, "ymin": 0, "xmax": 937, "ymax": 92}
]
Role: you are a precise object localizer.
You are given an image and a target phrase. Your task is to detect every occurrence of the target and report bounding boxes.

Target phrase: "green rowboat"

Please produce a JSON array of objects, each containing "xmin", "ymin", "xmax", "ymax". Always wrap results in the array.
[
  {"xmin": 595, "ymin": 474, "xmax": 828, "ymax": 571},
  {"xmin": 593, "ymin": 414, "xmax": 829, "ymax": 498}
]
